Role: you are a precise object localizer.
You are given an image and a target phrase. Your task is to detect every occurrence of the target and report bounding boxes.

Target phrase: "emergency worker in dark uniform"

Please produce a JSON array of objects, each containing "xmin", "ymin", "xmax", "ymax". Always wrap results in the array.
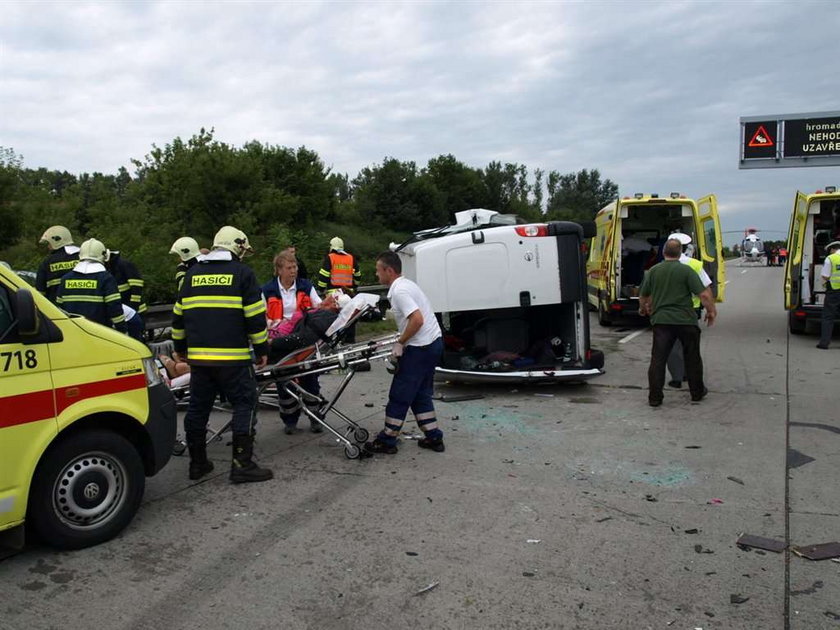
[
  {"xmin": 108, "ymin": 250, "xmax": 147, "ymax": 316},
  {"xmin": 169, "ymin": 236, "xmax": 203, "ymax": 291},
  {"xmin": 171, "ymin": 226, "xmax": 272, "ymax": 483},
  {"xmin": 56, "ymin": 239, "xmax": 126, "ymax": 332},
  {"xmin": 36, "ymin": 225, "xmax": 80, "ymax": 304}
]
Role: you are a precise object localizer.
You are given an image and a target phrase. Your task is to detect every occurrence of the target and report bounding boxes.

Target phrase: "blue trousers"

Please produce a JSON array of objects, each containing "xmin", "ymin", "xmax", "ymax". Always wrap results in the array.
[
  {"xmin": 185, "ymin": 364, "xmax": 257, "ymax": 436},
  {"xmin": 279, "ymin": 374, "xmax": 321, "ymax": 427},
  {"xmin": 379, "ymin": 337, "xmax": 443, "ymax": 445}
]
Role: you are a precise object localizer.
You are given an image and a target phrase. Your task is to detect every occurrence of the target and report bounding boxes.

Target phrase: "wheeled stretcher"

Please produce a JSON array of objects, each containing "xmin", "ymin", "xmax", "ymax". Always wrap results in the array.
[
  {"xmin": 172, "ymin": 295, "xmax": 394, "ymax": 458},
  {"xmin": 255, "ymin": 330, "xmax": 398, "ymax": 458}
]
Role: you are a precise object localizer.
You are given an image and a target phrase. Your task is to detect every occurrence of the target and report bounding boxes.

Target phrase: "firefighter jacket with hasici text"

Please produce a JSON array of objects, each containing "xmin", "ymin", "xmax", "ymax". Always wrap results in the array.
[
  {"xmin": 56, "ymin": 262, "xmax": 127, "ymax": 332},
  {"xmin": 36, "ymin": 246, "xmax": 80, "ymax": 304},
  {"xmin": 110, "ymin": 254, "xmax": 147, "ymax": 314},
  {"xmin": 171, "ymin": 254, "xmax": 268, "ymax": 365}
]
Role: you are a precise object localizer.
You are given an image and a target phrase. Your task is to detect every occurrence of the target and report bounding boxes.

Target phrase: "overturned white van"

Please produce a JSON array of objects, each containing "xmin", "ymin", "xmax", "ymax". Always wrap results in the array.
[{"xmin": 393, "ymin": 209, "xmax": 604, "ymax": 384}]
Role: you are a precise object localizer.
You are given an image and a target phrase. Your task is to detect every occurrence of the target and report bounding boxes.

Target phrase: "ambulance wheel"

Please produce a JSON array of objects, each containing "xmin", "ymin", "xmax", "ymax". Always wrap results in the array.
[
  {"xmin": 353, "ymin": 428, "xmax": 370, "ymax": 443},
  {"xmin": 344, "ymin": 444, "xmax": 361, "ymax": 459},
  {"xmin": 27, "ymin": 430, "xmax": 145, "ymax": 550},
  {"xmin": 598, "ymin": 303, "xmax": 613, "ymax": 326}
]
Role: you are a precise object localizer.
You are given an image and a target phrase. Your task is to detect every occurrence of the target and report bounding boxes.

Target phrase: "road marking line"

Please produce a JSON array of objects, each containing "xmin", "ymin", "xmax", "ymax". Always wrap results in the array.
[{"xmin": 619, "ymin": 328, "xmax": 648, "ymax": 344}]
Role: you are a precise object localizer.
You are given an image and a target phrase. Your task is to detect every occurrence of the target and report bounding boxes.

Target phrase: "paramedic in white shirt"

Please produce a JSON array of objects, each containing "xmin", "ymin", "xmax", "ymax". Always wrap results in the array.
[
  {"xmin": 365, "ymin": 251, "xmax": 445, "ymax": 454},
  {"xmin": 666, "ymin": 233, "xmax": 712, "ymax": 388}
]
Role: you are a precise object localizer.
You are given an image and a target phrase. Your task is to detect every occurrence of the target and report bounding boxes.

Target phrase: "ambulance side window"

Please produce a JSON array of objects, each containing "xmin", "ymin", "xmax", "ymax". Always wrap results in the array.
[{"xmin": 0, "ymin": 284, "xmax": 15, "ymax": 342}]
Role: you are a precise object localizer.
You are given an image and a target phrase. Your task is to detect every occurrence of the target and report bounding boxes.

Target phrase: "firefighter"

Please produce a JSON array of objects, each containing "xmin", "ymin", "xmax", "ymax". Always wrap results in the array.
[
  {"xmin": 317, "ymin": 237, "xmax": 360, "ymax": 295},
  {"xmin": 36, "ymin": 225, "xmax": 80, "ymax": 304},
  {"xmin": 171, "ymin": 226, "xmax": 272, "ymax": 483},
  {"xmin": 169, "ymin": 236, "xmax": 203, "ymax": 291},
  {"xmin": 56, "ymin": 239, "xmax": 126, "ymax": 332},
  {"xmin": 108, "ymin": 250, "xmax": 147, "ymax": 315}
]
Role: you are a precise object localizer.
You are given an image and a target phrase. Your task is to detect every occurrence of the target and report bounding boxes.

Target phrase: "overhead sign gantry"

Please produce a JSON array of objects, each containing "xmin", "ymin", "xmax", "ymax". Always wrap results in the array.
[{"xmin": 739, "ymin": 110, "xmax": 840, "ymax": 168}]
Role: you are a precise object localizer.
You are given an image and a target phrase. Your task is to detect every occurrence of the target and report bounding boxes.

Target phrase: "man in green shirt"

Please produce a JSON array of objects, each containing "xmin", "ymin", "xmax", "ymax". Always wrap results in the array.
[{"xmin": 639, "ymin": 238, "xmax": 717, "ymax": 407}]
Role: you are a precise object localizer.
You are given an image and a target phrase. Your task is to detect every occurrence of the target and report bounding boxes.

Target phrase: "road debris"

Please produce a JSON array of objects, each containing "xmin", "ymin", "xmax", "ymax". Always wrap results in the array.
[
  {"xmin": 727, "ymin": 476, "xmax": 745, "ymax": 485},
  {"xmin": 730, "ymin": 594, "xmax": 750, "ymax": 604},
  {"xmin": 526, "ymin": 539, "xmax": 541, "ymax": 544},
  {"xmin": 434, "ymin": 393, "xmax": 485, "ymax": 402},
  {"xmin": 736, "ymin": 534, "xmax": 786, "ymax": 553},
  {"xmin": 707, "ymin": 498, "xmax": 724, "ymax": 505},
  {"xmin": 414, "ymin": 581, "xmax": 439, "ymax": 596},
  {"xmin": 792, "ymin": 542, "xmax": 840, "ymax": 560},
  {"xmin": 694, "ymin": 544, "xmax": 714, "ymax": 554}
]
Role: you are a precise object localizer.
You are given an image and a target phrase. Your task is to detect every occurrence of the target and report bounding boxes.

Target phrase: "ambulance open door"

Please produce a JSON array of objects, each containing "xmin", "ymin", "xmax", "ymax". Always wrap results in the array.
[
  {"xmin": 784, "ymin": 191, "xmax": 809, "ymax": 310},
  {"xmin": 696, "ymin": 195, "xmax": 725, "ymax": 302}
]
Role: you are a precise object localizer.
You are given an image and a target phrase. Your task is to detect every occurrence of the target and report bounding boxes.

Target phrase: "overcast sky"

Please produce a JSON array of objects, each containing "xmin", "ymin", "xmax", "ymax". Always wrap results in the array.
[{"xmin": 2, "ymin": 1, "xmax": 839, "ymax": 245}]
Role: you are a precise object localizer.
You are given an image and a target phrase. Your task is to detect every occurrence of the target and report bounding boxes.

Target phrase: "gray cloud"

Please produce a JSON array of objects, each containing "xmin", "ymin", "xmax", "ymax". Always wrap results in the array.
[{"xmin": 1, "ymin": 0, "xmax": 839, "ymax": 242}]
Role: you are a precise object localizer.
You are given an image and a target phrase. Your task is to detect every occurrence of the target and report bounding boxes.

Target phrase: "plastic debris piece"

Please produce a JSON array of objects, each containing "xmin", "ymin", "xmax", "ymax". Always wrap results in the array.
[
  {"xmin": 438, "ymin": 394, "xmax": 485, "ymax": 402},
  {"xmin": 406, "ymin": 551, "xmax": 418, "ymax": 556},
  {"xmin": 522, "ymin": 571, "xmax": 535, "ymax": 577},
  {"xmin": 791, "ymin": 542, "xmax": 840, "ymax": 560},
  {"xmin": 730, "ymin": 594, "xmax": 750, "ymax": 604},
  {"xmin": 526, "ymin": 539, "xmax": 541, "ymax": 544},
  {"xmin": 736, "ymin": 534, "xmax": 786, "ymax": 553},
  {"xmin": 707, "ymin": 498, "xmax": 724, "ymax": 505},
  {"xmin": 684, "ymin": 528, "xmax": 699, "ymax": 535},
  {"xmin": 727, "ymin": 476, "xmax": 745, "ymax": 485},
  {"xmin": 595, "ymin": 516, "xmax": 612, "ymax": 523},
  {"xmin": 694, "ymin": 544, "xmax": 714, "ymax": 554},
  {"xmin": 365, "ymin": 403, "xmax": 375, "ymax": 408},
  {"xmin": 645, "ymin": 494, "xmax": 658, "ymax": 502},
  {"xmin": 534, "ymin": 393, "xmax": 554, "ymax": 397},
  {"xmin": 684, "ymin": 445, "xmax": 702, "ymax": 449},
  {"xmin": 414, "ymin": 581, "xmax": 439, "ymax": 596}
]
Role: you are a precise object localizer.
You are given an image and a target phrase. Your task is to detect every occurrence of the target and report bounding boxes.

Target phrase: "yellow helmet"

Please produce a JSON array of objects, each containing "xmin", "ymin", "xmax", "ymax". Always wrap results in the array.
[
  {"xmin": 212, "ymin": 226, "xmax": 253, "ymax": 258},
  {"xmin": 169, "ymin": 236, "xmax": 201, "ymax": 262},
  {"xmin": 40, "ymin": 225, "xmax": 74, "ymax": 250},
  {"xmin": 78, "ymin": 238, "xmax": 110, "ymax": 264}
]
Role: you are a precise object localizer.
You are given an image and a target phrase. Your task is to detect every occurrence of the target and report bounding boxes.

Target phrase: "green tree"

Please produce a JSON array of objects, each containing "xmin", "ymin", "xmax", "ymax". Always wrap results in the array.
[
  {"xmin": 545, "ymin": 168, "xmax": 618, "ymax": 221},
  {"xmin": 424, "ymin": 154, "xmax": 488, "ymax": 221}
]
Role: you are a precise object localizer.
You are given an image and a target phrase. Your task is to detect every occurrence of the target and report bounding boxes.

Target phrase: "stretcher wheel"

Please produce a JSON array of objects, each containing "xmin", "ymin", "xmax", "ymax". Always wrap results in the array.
[
  {"xmin": 344, "ymin": 444, "xmax": 361, "ymax": 459},
  {"xmin": 353, "ymin": 428, "xmax": 370, "ymax": 443},
  {"xmin": 173, "ymin": 440, "xmax": 187, "ymax": 456}
]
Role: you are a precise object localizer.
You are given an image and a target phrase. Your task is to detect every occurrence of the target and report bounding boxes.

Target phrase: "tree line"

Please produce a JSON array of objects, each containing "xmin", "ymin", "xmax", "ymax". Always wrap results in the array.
[{"xmin": 0, "ymin": 129, "xmax": 617, "ymax": 304}]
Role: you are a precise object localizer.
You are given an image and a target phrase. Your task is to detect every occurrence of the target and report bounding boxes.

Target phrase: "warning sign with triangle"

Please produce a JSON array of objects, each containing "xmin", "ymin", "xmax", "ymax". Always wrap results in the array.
[{"xmin": 748, "ymin": 125, "xmax": 774, "ymax": 147}]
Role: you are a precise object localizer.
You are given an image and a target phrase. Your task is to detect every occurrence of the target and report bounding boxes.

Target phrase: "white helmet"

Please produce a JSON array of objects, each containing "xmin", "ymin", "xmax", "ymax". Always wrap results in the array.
[
  {"xmin": 40, "ymin": 225, "xmax": 74, "ymax": 250},
  {"xmin": 212, "ymin": 226, "xmax": 253, "ymax": 258},
  {"xmin": 667, "ymin": 232, "xmax": 692, "ymax": 246},
  {"xmin": 78, "ymin": 238, "xmax": 110, "ymax": 264},
  {"xmin": 329, "ymin": 236, "xmax": 344, "ymax": 251},
  {"xmin": 169, "ymin": 236, "xmax": 201, "ymax": 262}
]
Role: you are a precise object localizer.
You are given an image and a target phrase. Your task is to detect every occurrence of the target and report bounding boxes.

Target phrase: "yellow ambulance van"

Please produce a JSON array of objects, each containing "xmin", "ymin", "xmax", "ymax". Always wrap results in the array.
[
  {"xmin": 587, "ymin": 193, "xmax": 725, "ymax": 325},
  {"xmin": 784, "ymin": 186, "xmax": 840, "ymax": 333},
  {"xmin": 0, "ymin": 264, "xmax": 176, "ymax": 550}
]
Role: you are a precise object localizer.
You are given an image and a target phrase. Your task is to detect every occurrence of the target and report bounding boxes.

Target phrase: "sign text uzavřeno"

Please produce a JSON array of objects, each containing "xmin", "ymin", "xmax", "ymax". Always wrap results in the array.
[{"xmin": 784, "ymin": 117, "xmax": 840, "ymax": 158}]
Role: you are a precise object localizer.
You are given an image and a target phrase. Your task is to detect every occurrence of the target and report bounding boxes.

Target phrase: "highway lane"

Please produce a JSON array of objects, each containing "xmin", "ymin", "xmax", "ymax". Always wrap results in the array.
[{"xmin": 2, "ymin": 259, "xmax": 837, "ymax": 629}]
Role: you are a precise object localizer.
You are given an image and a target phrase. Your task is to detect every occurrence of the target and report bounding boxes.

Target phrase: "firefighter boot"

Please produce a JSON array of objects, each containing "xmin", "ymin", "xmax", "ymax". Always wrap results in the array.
[
  {"xmin": 186, "ymin": 431, "xmax": 214, "ymax": 480},
  {"xmin": 230, "ymin": 434, "xmax": 274, "ymax": 483}
]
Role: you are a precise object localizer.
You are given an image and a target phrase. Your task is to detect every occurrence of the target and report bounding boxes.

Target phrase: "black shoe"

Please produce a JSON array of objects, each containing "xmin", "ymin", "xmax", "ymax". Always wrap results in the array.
[
  {"xmin": 816, "ymin": 343, "xmax": 829, "ymax": 350},
  {"xmin": 284, "ymin": 424, "xmax": 301, "ymax": 435},
  {"xmin": 668, "ymin": 380, "xmax": 682, "ymax": 389},
  {"xmin": 364, "ymin": 439, "xmax": 398, "ymax": 455},
  {"xmin": 648, "ymin": 399, "xmax": 662, "ymax": 408},
  {"xmin": 309, "ymin": 419, "xmax": 324, "ymax": 433},
  {"xmin": 230, "ymin": 435, "xmax": 273, "ymax": 483},
  {"xmin": 691, "ymin": 387, "xmax": 709, "ymax": 402},
  {"xmin": 186, "ymin": 431, "xmax": 214, "ymax": 480},
  {"xmin": 189, "ymin": 460, "xmax": 214, "ymax": 480},
  {"xmin": 418, "ymin": 437, "xmax": 445, "ymax": 452}
]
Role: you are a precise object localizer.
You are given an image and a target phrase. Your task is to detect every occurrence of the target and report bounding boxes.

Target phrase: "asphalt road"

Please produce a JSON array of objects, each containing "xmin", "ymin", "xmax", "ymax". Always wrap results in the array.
[{"xmin": 1, "ymin": 260, "xmax": 838, "ymax": 630}]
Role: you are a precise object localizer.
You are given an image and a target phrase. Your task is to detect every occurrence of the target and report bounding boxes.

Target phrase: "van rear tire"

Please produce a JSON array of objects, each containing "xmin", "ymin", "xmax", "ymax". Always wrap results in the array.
[
  {"xmin": 598, "ymin": 303, "xmax": 613, "ymax": 327},
  {"xmin": 27, "ymin": 430, "xmax": 145, "ymax": 550}
]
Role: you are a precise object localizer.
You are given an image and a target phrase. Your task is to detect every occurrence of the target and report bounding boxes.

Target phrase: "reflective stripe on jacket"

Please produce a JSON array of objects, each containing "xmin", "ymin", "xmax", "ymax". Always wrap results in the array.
[{"xmin": 828, "ymin": 252, "xmax": 840, "ymax": 290}]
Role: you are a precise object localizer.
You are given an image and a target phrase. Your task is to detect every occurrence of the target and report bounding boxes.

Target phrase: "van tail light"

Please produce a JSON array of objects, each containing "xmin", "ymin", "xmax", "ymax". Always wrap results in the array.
[
  {"xmin": 794, "ymin": 310, "xmax": 807, "ymax": 318},
  {"xmin": 610, "ymin": 303, "xmax": 623, "ymax": 311},
  {"xmin": 515, "ymin": 225, "xmax": 548, "ymax": 237}
]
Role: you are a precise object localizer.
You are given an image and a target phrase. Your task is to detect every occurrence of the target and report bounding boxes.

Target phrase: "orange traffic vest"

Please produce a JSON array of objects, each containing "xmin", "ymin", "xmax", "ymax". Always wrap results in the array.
[{"xmin": 329, "ymin": 252, "xmax": 354, "ymax": 287}]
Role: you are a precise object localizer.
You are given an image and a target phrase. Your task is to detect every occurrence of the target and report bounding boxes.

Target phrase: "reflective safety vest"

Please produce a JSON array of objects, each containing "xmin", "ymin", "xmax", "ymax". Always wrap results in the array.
[
  {"xmin": 172, "ymin": 258, "xmax": 268, "ymax": 365},
  {"xmin": 828, "ymin": 252, "xmax": 840, "ymax": 290},
  {"xmin": 685, "ymin": 257, "xmax": 705, "ymax": 308},
  {"xmin": 328, "ymin": 252, "xmax": 355, "ymax": 287},
  {"xmin": 264, "ymin": 284, "xmax": 313, "ymax": 320},
  {"xmin": 56, "ymin": 269, "xmax": 127, "ymax": 332}
]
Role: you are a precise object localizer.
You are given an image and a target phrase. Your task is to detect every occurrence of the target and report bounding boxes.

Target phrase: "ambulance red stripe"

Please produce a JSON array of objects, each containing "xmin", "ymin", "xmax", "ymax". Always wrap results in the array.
[{"xmin": 0, "ymin": 374, "xmax": 147, "ymax": 429}]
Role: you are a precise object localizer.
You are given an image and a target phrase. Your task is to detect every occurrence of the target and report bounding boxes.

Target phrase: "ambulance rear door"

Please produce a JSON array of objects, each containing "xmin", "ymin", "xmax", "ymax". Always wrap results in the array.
[
  {"xmin": 603, "ymin": 201, "xmax": 621, "ymax": 305},
  {"xmin": 696, "ymin": 194, "xmax": 725, "ymax": 302},
  {"xmin": 784, "ymin": 191, "xmax": 809, "ymax": 310}
]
